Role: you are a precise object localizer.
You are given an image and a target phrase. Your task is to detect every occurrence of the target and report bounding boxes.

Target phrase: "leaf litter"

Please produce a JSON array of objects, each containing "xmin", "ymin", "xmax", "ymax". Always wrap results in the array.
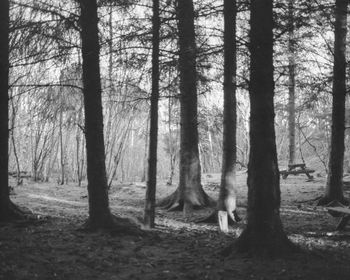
[{"xmin": 0, "ymin": 173, "xmax": 350, "ymax": 279}]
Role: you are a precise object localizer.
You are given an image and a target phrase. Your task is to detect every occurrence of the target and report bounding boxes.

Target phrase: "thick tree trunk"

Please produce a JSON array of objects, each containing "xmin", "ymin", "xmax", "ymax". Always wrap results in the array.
[
  {"xmin": 143, "ymin": 0, "xmax": 160, "ymax": 229},
  {"xmin": 230, "ymin": 0, "xmax": 295, "ymax": 256},
  {"xmin": 287, "ymin": 0, "xmax": 296, "ymax": 166},
  {"xmin": 0, "ymin": 0, "xmax": 25, "ymax": 221},
  {"xmin": 159, "ymin": 0, "xmax": 213, "ymax": 212},
  {"xmin": 318, "ymin": 0, "xmax": 348, "ymax": 206},
  {"xmin": 79, "ymin": 0, "xmax": 114, "ymax": 228}
]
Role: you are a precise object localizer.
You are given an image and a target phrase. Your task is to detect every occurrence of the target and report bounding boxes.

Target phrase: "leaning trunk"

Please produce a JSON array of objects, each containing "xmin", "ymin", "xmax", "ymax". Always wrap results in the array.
[
  {"xmin": 318, "ymin": 0, "xmax": 348, "ymax": 206},
  {"xmin": 79, "ymin": 0, "xmax": 113, "ymax": 227}
]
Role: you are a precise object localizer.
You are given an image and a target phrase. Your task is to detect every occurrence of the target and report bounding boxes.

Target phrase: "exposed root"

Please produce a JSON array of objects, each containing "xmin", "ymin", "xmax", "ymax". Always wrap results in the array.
[
  {"xmin": 79, "ymin": 214, "xmax": 144, "ymax": 236},
  {"xmin": 157, "ymin": 187, "xmax": 215, "ymax": 211},
  {"xmin": 222, "ymin": 228, "xmax": 299, "ymax": 258},
  {"xmin": 323, "ymin": 200, "xmax": 349, "ymax": 217},
  {"xmin": 317, "ymin": 196, "xmax": 349, "ymax": 207},
  {"xmin": 196, "ymin": 210, "xmax": 241, "ymax": 225},
  {"xmin": 157, "ymin": 190, "xmax": 182, "ymax": 210},
  {"xmin": 0, "ymin": 200, "xmax": 35, "ymax": 223}
]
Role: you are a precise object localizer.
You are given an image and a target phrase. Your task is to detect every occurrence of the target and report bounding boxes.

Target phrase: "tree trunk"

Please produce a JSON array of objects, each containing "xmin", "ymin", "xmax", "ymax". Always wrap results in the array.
[
  {"xmin": 166, "ymin": 81, "xmax": 177, "ymax": 186},
  {"xmin": 288, "ymin": 0, "xmax": 296, "ymax": 166},
  {"xmin": 230, "ymin": 0, "xmax": 296, "ymax": 256},
  {"xmin": 0, "ymin": 0, "xmax": 24, "ymax": 221},
  {"xmin": 10, "ymin": 94, "xmax": 21, "ymax": 186},
  {"xmin": 197, "ymin": 0, "xmax": 240, "ymax": 228},
  {"xmin": 141, "ymin": 113, "xmax": 149, "ymax": 183},
  {"xmin": 159, "ymin": 0, "xmax": 213, "ymax": 212},
  {"xmin": 143, "ymin": 0, "xmax": 160, "ymax": 229},
  {"xmin": 79, "ymin": 0, "xmax": 114, "ymax": 228},
  {"xmin": 59, "ymin": 100, "xmax": 65, "ymax": 185},
  {"xmin": 318, "ymin": 0, "xmax": 348, "ymax": 206},
  {"xmin": 216, "ymin": 0, "xmax": 240, "ymax": 229}
]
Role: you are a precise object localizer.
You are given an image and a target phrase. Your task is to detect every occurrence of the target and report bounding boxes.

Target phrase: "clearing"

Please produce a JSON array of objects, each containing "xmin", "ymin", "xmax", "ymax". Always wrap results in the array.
[{"xmin": 1, "ymin": 171, "xmax": 350, "ymax": 280}]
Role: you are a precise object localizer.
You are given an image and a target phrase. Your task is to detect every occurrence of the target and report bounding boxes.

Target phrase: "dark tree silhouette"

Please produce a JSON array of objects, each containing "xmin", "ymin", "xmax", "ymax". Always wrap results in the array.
[
  {"xmin": 159, "ymin": 0, "xmax": 213, "ymax": 212},
  {"xmin": 144, "ymin": 0, "xmax": 160, "ymax": 229},
  {"xmin": 318, "ymin": 0, "xmax": 348, "ymax": 206},
  {"xmin": 227, "ymin": 0, "xmax": 296, "ymax": 256},
  {"xmin": 79, "ymin": 0, "xmax": 115, "ymax": 229},
  {"xmin": 0, "ymin": 0, "xmax": 25, "ymax": 221}
]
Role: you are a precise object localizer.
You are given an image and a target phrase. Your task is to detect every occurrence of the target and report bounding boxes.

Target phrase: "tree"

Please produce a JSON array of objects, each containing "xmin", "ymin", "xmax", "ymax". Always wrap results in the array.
[
  {"xmin": 79, "ymin": 0, "xmax": 115, "ymax": 229},
  {"xmin": 79, "ymin": 0, "xmax": 141, "ymax": 234},
  {"xmin": 287, "ymin": 0, "xmax": 296, "ymax": 166},
  {"xmin": 318, "ymin": 0, "xmax": 348, "ymax": 206},
  {"xmin": 197, "ymin": 0, "xmax": 240, "ymax": 230},
  {"xmin": 0, "ymin": 0, "xmax": 25, "ymax": 221},
  {"xmin": 228, "ymin": 0, "xmax": 296, "ymax": 256},
  {"xmin": 159, "ymin": 0, "xmax": 213, "ymax": 212},
  {"xmin": 216, "ymin": 0, "xmax": 241, "ymax": 229},
  {"xmin": 143, "ymin": 0, "xmax": 160, "ymax": 229}
]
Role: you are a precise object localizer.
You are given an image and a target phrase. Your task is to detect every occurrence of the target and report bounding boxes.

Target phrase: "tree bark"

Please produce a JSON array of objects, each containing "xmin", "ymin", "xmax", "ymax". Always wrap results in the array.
[
  {"xmin": 216, "ymin": 0, "xmax": 239, "ymax": 227},
  {"xmin": 288, "ymin": 0, "xmax": 296, "ymax": 166},
  {"xmin": 318, "ymin": 0, "xmax": 348, "ymax": 206},
  {"xmin": 144, "ymin": 0, "xmax": 160, "ymax": 229},
  {"xmin": 230, "ymin": 0, "xmax": 296, "ymax": 256},
  {"xmin": 0, "ymin": 0, "xmax": 24, "ymax": 221},
  {"xmin": 197, "ymin": 0, "xmax": 240, "ymax": 228},
  {"xmin": 159, "ymin": 0, "xmax": 213, "ymax": 212},
  {"xmin": 79, "ymin": 0, "xmax": 114, "ymax": 228}
]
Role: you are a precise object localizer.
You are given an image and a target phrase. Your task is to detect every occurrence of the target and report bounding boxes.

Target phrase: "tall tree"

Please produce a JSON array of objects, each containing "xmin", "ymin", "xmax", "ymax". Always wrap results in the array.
[
  {"xmin": 216, "ymin": 0, "xmax": 240, "ymax": 228},
  {"xmin": 79, "ymin": 0, "xmax": 114, "ymax": 228},
  {"xmin": 287, "ymin": 0, "xmax": 296, "ymax": 166},
  {"xmin": 228, "ymin": 0, "xmax": 296, "ymax": 256},
  {"xmin": 318, "ymin": 0, "xmax": 348, "ymax": 206},
  {"xmin": 144, "ymin": 0, "xmax": 160, "ymax": 229},
  {"xmin": 159, "ymin": 0, "xmax": 213, "ymax": 212},
  {"xmin": 197, "ymin": 0, "xmax": 240, "ymax": 229},
  {"xmin": 0, "ymin": 0, "xmax": 25, "ymax": 221}
]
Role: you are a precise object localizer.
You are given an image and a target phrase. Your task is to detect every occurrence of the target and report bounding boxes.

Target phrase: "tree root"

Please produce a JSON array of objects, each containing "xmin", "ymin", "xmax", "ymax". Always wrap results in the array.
[
  {"xmin": 79, "ymin": 214, "xmax": 144, "ymax": 236},
  {"xmin": 196, "ymin": 210, "xmax": 241, "ymax": 225},
  {"xmin": 158, "ymin": 188, "xmax": 215, "ymax": 211},
  {"xmin": 222, "ymin": 227, "xmax": 299, "ymax": 258},
  {"xmin": 0, "ymin": 200, "xmax": 35, "ymax": 223},
  {"xmin": 317, "ymin": 196, "xmax": 349, "ymax": 207}
]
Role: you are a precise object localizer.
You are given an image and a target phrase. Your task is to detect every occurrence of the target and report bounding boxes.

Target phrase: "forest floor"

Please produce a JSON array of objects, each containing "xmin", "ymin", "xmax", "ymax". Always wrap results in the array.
[{"xmin": 1, "ymin": 170, "xmax": 350, "ymax": 280}]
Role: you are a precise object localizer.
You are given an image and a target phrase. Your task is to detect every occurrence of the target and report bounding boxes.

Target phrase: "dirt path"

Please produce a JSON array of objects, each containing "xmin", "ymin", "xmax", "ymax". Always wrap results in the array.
[{"xmin": 1, "ymin": 173, "xmax": 350, "ymax": 280}]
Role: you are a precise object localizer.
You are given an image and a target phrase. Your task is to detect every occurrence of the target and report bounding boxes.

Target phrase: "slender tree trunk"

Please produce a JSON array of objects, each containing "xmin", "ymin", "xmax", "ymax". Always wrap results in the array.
[
  {"xmin": 197, "ymin": 0, "xmax": 240, "ymax": 229},
  {"xmin": 76, "ymin": 107, "xmax": 83, "ymax": 186},
  {"xmin": 10, "ymin": 94, "xmax": 21, "ymax": 186},
  {"xmin": 318, "ymin": 0, "xmax": 348, "ymax": 206},
  {"xmin": 141, "ymin": 113, "xmax": 150, "ymax": 183},
  {"xmin": 59, "ymin": 101, "xmax": 65, "ymax": 185},
  {"xmin": 159, "ymin": 0, "xmax": 213, "ymax": 212},
  {"xmin": 79, "ymin": 0, "xmax": 113, "ymax": 228},
  {"xmin": 216, "ymin": 0, "xmax": 240, "ymax": 228},
  {"xmin": 287, "ymin": 0, "xmax": 296, "ymax": 166},
  {"xmin": 143, "ymin": 0, "xmax": 160, "ymax": 229},
  {"xmin": 0, "ymin": 0, "xmax": 24, "ymax": 221},
  {"xmin": 230, "ymin": 0, "xmax": 296, "ymax": 256},
  {"xmin": 166, "ymin": 88, "xmax": 176, "ymax": 186}
]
